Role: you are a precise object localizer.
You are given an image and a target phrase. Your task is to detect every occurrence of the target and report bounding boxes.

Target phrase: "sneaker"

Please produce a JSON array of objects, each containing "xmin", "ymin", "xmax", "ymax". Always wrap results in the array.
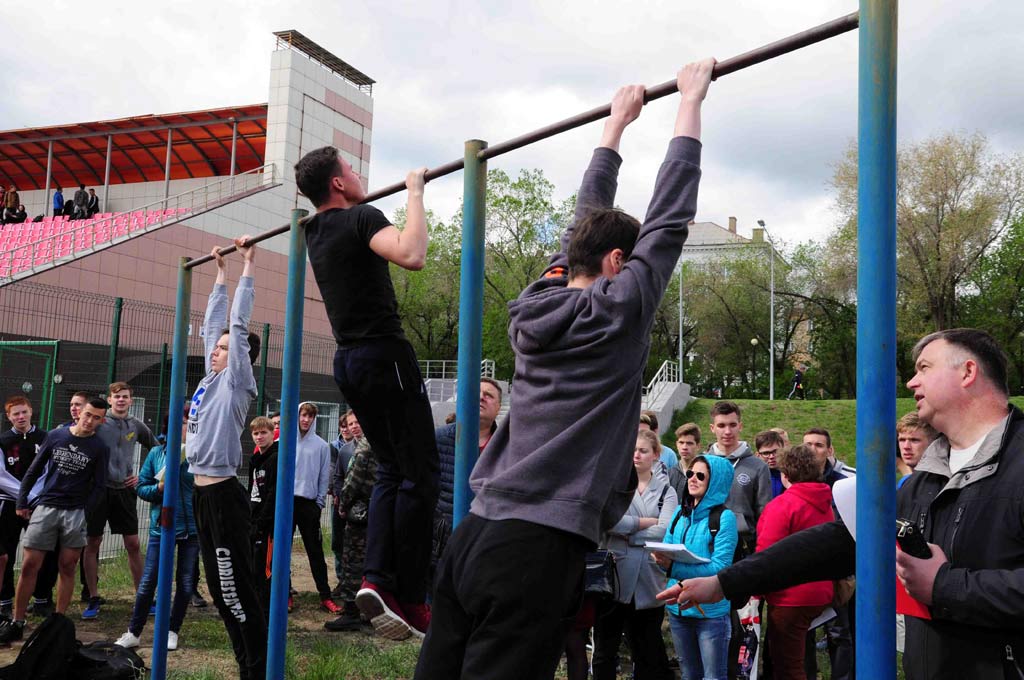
[
  {"xmin": 321, "ymin": 598, "xmax": 342, "ymax": 615},
  {"xmin": 190, "ymin": 593, "xmax": 208, "ymax": 608},
  {"xmin": 355, "ymin": 580, "xmax": 412, "ymax": 641},
  {"xmin": 0, "ymin": 620, "xmax": 25, "ymax": 645},
  {"xmin": 324, "ymin": 612, "xmax": 364, "ymax": 632},
  {"xmin": 400, "ymin": 602, "xmax": 431, "ymax": 639},
  {"xmin": 167, "ymin": 631, "xmax": 179, "ymax": 651},
  {"xmin": 115, "ymin": 631, "xmax": 140, "ymax": 648},
  {"xmin": 82, "ymin": 597, "xmax": 102, "ymax": 620},
  {"xmin": 27, "ymin": 599, "xmax": 54, "ymax": 618},
  {"xmin": 287, "ymin": 596, "xmax": 294, "ymax": 613}
]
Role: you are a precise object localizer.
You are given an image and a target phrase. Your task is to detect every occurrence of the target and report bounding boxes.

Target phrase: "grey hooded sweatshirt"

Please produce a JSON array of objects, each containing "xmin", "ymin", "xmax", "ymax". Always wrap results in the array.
[
  {"xmin": 469, "ymin": 137, "xmax": 702, "ymax": 545},
  {"xmin": 186, "ymin": 277, "xmax": 257, "ymax": 477},
  {"xmin": 97, "ymin": 414, "xmax": 157, "ymax": 488},
  {"xmin": 709, "ymin": 441, "xmax": 772, "ymax": 546}
]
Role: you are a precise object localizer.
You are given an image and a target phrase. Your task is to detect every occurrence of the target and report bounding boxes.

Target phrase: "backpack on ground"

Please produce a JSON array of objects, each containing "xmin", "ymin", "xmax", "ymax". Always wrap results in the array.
[
  {"xmin": 71, "ymin": 641, "xmax": 147, "ymax": 679},
  {"xmin": 0, "ymin": 613, "xmax": 77, "ymax": 680}
]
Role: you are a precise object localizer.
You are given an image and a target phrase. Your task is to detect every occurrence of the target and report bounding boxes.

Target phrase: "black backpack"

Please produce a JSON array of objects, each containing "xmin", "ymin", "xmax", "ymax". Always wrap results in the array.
[
  {"xmin": 71, "ymin": 641, "xmax": 146, "ymax": 679},
  {"xmin": 0, "ymin": 613, "xmax": 77, "ymax": 680}
]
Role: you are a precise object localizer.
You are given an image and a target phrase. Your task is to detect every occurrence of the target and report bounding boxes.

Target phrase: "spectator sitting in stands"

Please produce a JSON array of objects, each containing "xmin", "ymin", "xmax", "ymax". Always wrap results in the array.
[
  {"xmin": 62, "ymin": 199, "xmax": 76, "ymax": 218},
  {"xmin": 13, "ymin": 206, "xmax": 27, "ymax": 223}
]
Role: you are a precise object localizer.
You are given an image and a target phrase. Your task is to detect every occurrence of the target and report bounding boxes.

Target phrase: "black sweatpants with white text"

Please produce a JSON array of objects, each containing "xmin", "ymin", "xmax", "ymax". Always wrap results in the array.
[{"xmin": 195, "ymin": 480, "xmax": 267, "ymax": 680}]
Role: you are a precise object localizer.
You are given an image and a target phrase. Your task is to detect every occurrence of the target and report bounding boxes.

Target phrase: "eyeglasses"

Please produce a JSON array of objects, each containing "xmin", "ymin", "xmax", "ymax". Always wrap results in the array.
[
  {"xmin": 685, "ymin": 470, "xmax": 707, "ymax": 482},
  {"xmin": 758, "ymin": 449, "xmax": 779, "ymax": 457}
]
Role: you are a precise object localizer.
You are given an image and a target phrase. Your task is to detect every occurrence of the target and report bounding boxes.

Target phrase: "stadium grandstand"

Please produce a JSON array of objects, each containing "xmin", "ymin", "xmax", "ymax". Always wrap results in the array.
[{"xmin": 0, "ymin": 33, "xmax": 375, "ymax": 556}]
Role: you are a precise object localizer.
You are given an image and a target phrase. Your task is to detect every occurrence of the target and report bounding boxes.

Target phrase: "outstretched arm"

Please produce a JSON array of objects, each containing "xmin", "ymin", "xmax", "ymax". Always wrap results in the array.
[
  {"xmin": 369, "ymin": 168, "xmax": 429, "ymax": 271},
  {"xmin": 203, "ymin": 246, "xmax": 230, "ymax": 374},
  {"xmin": 229, "ymin": 235, "xmax": 256, "ymax": 385},
  {"xmin": 547, "ymin": 86, "xmax": 646, "ymax": 271}
]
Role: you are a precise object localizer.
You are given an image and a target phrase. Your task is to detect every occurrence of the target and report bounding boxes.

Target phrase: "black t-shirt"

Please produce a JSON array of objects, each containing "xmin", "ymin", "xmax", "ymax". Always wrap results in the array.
[
  {"xmin": 18, "ymin": 428, "xmax": 109, "ymax": 510},
  {"xmin": 305, "ymin": 205, "xmax": 405, "ymax": 345}
]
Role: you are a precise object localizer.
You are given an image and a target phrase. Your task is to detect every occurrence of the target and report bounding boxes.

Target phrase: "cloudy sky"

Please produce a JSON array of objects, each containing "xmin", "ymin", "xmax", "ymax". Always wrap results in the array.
[{"xmin": 3, "ymin": 1, "xmax": 1023, "ymax": 248}]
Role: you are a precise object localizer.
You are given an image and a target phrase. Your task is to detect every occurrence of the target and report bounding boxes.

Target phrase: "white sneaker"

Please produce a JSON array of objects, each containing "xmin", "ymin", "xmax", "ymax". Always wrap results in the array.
[
  {"xmin": 115, "ymin": 631, "xmax": 140, "ymax": 648},
  {"xmin": 167, "ymin": 630, "xmax": 179, "ymax": 651}
]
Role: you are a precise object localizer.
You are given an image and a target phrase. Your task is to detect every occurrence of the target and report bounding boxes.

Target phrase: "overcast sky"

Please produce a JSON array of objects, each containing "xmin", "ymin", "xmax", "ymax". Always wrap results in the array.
[{"xmin": 3, "ymin": 1, "xmax": 1023, "ymax": 249}]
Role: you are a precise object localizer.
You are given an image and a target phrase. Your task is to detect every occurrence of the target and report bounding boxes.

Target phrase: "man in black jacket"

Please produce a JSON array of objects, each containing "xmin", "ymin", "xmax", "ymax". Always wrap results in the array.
[{"xmin": 663, "ymin": 328, "xmax": 1024, "ymax": 680}]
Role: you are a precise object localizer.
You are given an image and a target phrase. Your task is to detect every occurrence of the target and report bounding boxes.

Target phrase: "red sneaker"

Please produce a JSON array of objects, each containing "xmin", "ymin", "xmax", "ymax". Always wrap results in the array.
[
  {"xmin": 321, "ymin": 598, "xmax": 342, "ymax": 615},
  {"xmin": 355, "ymin": 579, "xmax": 412, "ymax": 641},
  {"xmin": 401, "ymin": 602, "xmax": 431, "ymax": 639},
  {"xmin": 287, "ymin": 596, "xmax": 294, "ymax": 613}
]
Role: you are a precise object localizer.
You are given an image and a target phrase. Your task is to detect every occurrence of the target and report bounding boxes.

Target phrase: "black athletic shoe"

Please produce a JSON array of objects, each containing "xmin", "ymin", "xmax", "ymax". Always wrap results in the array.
[
  {"xmin": 26, "ymin": 600, "xmax": 54, "ymax": 618},
  {"xmin": 324, "ymin": 613, "xmax": 365, "ymax": 632},
  {"xmin": 190, "ymin": 593, "xmax": 208, "ymax": 608},
  {"xmin": 0, "ymin": 619, "xmax": 24, "ymax": 645}
]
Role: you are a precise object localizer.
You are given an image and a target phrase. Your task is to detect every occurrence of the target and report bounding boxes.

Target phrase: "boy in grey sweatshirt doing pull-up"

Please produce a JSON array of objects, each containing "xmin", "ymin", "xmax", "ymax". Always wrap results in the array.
[
  {"xmin": 415, "ymin": 58, "xmax": 716, "ymax": 680},
  {"xmin": 185, "ymin": 236, "xmax": 266, "ymax": 680}
]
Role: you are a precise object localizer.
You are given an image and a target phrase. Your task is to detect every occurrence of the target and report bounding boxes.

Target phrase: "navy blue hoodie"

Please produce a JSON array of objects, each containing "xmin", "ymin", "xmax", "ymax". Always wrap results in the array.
[{"xmin": 469, "ymin": 137, "xmax": 702, "ymax": 544}]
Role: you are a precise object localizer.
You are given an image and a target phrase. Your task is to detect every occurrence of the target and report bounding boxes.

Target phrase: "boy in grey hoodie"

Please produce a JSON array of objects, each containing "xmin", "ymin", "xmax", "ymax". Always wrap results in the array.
[
  {"xmin": 185, "ymin": 236, "xmax": 267, "ymax": 680},
  {"xmin": 415, "ymin": 59, "xmax": 716, "ymax": 680}
]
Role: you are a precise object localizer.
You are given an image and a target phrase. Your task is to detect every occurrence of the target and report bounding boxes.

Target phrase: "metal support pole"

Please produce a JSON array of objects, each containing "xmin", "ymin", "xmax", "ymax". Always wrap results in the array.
[
  {"xmin": 150, "ymin": 259, "xmax": 192, "ymax": 680},
  {"xmin": 230, "ymin": 121, "xmax": 238, "ymax": 177},
  {"xmin": 257, "ymin": 322, "xmax": 271, "ymax": 416},
  {"xmin": 163, "ymin": 129, "xmax": 173, "ymax": 207},
  {"xmin": 106, "ymin": 297, "xmax": 123, "ymax": 385},
  {"xmin": 103, "ymin": 135, "xmax": 113, "ymax": 212},
  {"xmin": 678, "ymin": 264, "xmax": 684, "ymax": 381},
  {"xmin": 44, "ymin": 142, "xmax": 53, "ymax": 216},
  {"xmin": 453, "ymin": 140, "xmax": 488, "ymax": 528},
  {"xmin": 155, "ymin": 343, "xmax": 168, "ymax": 436},
  {"xmin": 769, "ymin": 233, "xmax": 775, "ymax": 401},
  {"xmin": 266, "ymin": 208, "xmax": 309, "ymax": 680},
  {"xmin": 856, "ymin": 1, "xmax": 898, "ymax": 678}
]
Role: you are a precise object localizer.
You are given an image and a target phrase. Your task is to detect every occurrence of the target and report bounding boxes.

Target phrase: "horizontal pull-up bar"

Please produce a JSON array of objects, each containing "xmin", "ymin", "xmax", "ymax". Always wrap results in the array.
[{"xmin": 184, "ymin": 9, "xmax": 857, "ymax": 269}]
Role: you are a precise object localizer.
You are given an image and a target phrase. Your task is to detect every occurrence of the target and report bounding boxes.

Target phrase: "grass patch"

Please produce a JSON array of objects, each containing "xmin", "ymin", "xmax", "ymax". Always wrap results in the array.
[{"xmin": 670, "ymin": 397, "xmax": 1024, "ymax": 466}]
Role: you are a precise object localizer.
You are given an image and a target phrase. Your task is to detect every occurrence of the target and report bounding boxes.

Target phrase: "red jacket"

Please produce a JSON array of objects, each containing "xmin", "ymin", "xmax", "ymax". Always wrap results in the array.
[{"xmin": 755, "ymin": 481, "xmax": 835, "ymax": 607}]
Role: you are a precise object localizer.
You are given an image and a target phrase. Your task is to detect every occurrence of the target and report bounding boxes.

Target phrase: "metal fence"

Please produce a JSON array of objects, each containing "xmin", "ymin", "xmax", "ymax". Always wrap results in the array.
[{"xmin": 0, "ymin": 278, "xmax": 344, "ymax": 562}]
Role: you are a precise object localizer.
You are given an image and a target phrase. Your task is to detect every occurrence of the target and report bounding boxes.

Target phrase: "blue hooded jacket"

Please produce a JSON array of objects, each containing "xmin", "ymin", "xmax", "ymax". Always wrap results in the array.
[
  {"xmin": 137, "ymin": 443, "xmax": 196, "ymax": 539},
  {"xmin": 662, "ymin": 453, "xmax": 738, "ymax": 619}
]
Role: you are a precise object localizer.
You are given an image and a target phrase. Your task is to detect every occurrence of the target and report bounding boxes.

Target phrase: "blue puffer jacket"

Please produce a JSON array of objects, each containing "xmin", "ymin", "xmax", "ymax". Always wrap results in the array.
[
  {"xmin": 136, "ymin": 444, "xmax": 196, "ymax": 539},
  {"xmin": 662, "ymin": 454, "xmax": 737, "ymax": 619},
  {"xmin": 435, "ymin": 424, "xmax": 456, "ymax": 527}
]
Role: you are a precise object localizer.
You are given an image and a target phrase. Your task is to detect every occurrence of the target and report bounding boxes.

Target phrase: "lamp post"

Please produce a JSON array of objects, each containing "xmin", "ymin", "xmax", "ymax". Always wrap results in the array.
[
  {"xmin": 750, "ymin": 337, "xmax": 759, "ymax": 397},
  {"xmin": 758, "ymin": 219, "xmax": 776, "ymax": 400}
]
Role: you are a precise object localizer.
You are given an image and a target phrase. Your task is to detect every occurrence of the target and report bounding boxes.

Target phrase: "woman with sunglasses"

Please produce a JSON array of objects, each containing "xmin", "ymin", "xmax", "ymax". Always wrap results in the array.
[
  {"xmin": 653, "ymin": 454, "xmax": 737, "ymax": 680},
  {"xmin": 591, "ymin": 429, "xmax": 678, "ymax": 680}
]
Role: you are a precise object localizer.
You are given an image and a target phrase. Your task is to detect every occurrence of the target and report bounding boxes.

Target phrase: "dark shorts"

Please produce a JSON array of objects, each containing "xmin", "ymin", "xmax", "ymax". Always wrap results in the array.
[
  {"xmin": 86, "ymin": 487, "xmax": 139, "ymax": 537},
  {"xmin": 0, "ymin": 500, "xmax": 28, "ymax": 557}
]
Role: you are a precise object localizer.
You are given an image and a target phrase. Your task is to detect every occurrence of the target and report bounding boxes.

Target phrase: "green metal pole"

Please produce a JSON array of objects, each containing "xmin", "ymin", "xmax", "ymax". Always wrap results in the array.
[
  {"xmin": 47, "ymin": 341, "xmax": 60, "ymax": 430},
  {"xmin": 40, "ymin": 356, "xmax": 52, "ymax": 431},
  {"xmin": 155, "ymin": 343, "xmax": 168, "ymax": 436},
  {"xmin": 106, "ymin": 297, "xmax": 124, "ymax": 385},
  {"xmin": 257, "ymin": 323, "xmax": 270, "ymax": 416}
]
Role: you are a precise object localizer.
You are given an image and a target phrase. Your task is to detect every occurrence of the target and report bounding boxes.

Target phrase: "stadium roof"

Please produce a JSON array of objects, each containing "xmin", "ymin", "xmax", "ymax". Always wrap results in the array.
[
  {"xmin": 0, "ymin": 104, "xmax": 267, "ymax": 190},
  {"xmin": 273, "ymin": 30, "xmax": 374, "ymax": 94}
]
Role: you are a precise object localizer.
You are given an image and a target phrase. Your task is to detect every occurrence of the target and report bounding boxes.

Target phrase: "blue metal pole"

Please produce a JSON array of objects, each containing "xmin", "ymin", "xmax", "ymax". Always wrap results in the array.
[
  {"xmin": 266, "ymin": 208, "xmax": 308, "ymax": 680},
  {"xmin": 453, "ymin": 139, "xmax": 488, "ymax": 528},
  {"xmin": 856, "ymin": 1, "xmax": 897, "ymax": 678},
  {"xmin": 150, "ymin": 258, "xmax": 191, "ymax": 680}
]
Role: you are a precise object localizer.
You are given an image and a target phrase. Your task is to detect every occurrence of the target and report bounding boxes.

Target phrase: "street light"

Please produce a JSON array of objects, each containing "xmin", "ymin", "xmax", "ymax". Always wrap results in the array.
[
  {"xmin": 758, "ymin": 219, "xmax": 776, "ymax": 401},
  {"xmin": 750, "ymin": 337, "xmax": 759, "ymax": 396}
]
